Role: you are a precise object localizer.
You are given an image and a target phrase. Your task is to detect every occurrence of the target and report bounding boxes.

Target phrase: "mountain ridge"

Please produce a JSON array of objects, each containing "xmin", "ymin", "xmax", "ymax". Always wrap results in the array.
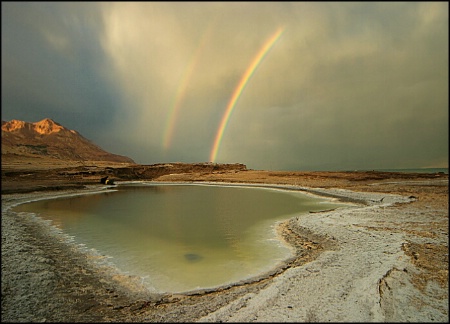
[{"xmin": 2, "ymin": 118, "xmax": 135, "ymax": 164}]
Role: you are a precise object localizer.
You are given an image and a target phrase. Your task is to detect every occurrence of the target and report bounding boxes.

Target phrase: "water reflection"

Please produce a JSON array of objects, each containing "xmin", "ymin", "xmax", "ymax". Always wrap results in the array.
[{"xmin": 14, "ymin": 184, "xmax": 345, "ymax": 293}]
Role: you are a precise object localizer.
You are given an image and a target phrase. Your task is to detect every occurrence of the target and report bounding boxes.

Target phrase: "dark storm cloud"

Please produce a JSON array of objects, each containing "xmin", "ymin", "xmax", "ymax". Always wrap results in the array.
[{"xmin": 1, "ymin": 2, "xmax": 122, "ymax": 142}]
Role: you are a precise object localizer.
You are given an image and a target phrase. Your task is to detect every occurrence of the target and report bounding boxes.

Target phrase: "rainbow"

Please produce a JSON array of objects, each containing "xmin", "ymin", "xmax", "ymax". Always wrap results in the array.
[
  {"xmin": 209, "ymin": 26, "xmax": 285, "ymax": 162},
  {"xmin": 162, "ymin": 25, "xmax": 214, "ymax": 150}
]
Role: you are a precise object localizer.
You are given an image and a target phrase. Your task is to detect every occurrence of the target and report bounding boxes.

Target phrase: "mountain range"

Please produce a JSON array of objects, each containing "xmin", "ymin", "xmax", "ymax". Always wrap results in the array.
[{"xmin": 1, "ymin": 118, "xmax": 135, "ymax": 164}]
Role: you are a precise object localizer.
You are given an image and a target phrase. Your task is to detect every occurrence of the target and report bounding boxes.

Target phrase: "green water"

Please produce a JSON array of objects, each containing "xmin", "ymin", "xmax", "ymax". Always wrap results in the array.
[{"xmin": 14, "ymin": 183, "xmax": 345, "ymax": 293}]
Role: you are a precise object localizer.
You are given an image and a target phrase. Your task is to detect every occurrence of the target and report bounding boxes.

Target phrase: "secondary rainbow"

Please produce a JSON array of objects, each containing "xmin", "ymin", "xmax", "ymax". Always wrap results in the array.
[
  {"xmin": 162, "ymin": 24, "xmax": 214, "ymax": 151},
  {"xmin": 209, "ymin": 26, "xmax": 285, "ymax": 162}
]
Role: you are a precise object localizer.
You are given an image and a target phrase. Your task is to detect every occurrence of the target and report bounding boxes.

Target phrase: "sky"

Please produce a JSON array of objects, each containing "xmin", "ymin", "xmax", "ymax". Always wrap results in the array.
[{"xmin": 2, "ymin": 2, "xmax": 448, "ymax": 171}]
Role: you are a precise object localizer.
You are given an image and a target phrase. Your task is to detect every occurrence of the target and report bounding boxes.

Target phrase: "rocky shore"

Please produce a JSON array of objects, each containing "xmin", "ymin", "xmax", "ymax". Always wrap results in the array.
[{"xmin": 1, "ymin": 165, "xmax": 448, "ymax": 322}]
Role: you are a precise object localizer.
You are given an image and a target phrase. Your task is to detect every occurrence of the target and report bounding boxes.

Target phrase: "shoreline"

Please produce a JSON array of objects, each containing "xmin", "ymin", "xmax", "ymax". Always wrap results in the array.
[
  {"xmin": 2, "ymin": 182, "xmax": 361, "ymax": 296},
  {"xmin": 2, "ymin": 177, "xmax": 448, "ymax": 322}
]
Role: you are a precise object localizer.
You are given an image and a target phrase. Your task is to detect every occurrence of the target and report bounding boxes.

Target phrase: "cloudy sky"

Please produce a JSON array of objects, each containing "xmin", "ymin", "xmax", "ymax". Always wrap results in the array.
[{"xmin": 2, "ymin": 2, "xmax": 448, "ymax": 171}]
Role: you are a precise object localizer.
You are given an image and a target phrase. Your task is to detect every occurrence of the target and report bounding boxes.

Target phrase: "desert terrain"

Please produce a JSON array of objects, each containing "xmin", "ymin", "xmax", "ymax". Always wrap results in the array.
[{"xmin": 1, "ymin": 160, "xmax": 448, "ymax": 322}]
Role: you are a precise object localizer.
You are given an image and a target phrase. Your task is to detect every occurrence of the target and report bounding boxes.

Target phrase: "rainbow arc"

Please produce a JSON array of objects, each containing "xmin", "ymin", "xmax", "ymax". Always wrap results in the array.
[
  {"xmin": 162, "ymin": 24, "xmax": 215, "ymax": 151},
  {"xmin": 209, "ymin": 26, "xmax": 285, "ymax": 162}
]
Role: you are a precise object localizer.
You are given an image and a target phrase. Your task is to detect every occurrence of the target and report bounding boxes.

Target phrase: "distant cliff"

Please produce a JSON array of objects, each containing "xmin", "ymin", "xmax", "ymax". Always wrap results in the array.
[{"xmin": 1, "ymin": 118, "xmax": 135, "ymax": 164}]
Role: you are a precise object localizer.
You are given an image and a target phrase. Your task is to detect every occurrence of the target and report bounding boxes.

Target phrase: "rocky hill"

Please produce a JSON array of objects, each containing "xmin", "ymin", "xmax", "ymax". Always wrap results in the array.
[{"xmin": 2, "ymin": 118, "xmax": 135, "ymax": 164}]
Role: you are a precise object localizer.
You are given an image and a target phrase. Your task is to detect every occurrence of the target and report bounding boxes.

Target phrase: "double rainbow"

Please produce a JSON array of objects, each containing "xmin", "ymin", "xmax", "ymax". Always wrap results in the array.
[{"xmin": 209, "ymin": 26, "xmax": 285, "ymax": 162}]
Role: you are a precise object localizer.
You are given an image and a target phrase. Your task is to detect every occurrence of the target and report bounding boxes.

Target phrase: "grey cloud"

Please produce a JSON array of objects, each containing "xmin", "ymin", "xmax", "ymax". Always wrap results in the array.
[
  {"xmin": 2, "ymin": 2, "xmax": 447, "ymax": 170},
  {"xmin": 2, "ymin": 2, "xmax": 122, "ymax": 141}
]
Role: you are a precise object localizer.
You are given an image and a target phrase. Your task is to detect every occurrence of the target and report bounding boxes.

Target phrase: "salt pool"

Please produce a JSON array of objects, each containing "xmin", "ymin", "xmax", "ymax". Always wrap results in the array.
[{"xmin": 13, "ymin": 183, "xmax": 346, "ymax": 293}]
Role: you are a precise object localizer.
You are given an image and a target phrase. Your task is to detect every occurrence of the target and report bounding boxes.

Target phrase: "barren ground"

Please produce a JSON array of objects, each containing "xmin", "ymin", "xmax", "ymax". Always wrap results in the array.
[{"xmin": 1, "ymin": 162, "xmax": 448, "ymax": 322}]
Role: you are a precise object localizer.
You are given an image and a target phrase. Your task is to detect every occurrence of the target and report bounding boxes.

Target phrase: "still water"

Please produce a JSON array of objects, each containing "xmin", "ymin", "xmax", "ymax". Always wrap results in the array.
[{"xmin": 14, "ymin": 183, "xmax": 345, "ymax": 293}]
